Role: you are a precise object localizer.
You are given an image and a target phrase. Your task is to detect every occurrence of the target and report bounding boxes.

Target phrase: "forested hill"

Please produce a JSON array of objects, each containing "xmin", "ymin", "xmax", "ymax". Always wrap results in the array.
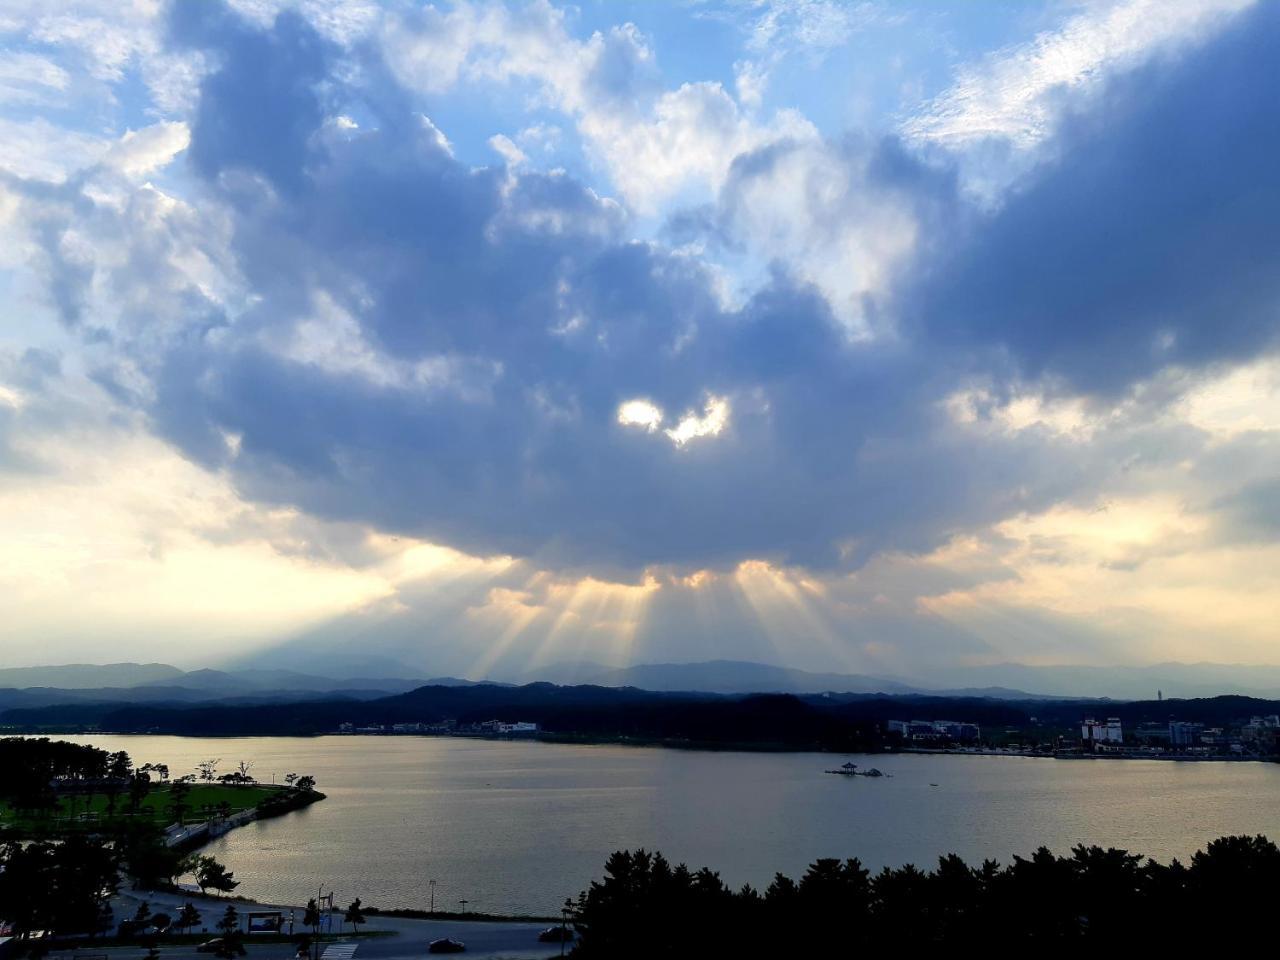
[{"xmin": 4, "ymin": 682, "xmax": 1280, "ymax": 749}]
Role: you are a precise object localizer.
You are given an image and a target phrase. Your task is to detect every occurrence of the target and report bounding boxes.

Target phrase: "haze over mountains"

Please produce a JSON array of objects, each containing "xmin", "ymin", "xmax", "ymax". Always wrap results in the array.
[{"xmin": 8, "ymin": 659, "xmax": 1280, "ymax": 704}]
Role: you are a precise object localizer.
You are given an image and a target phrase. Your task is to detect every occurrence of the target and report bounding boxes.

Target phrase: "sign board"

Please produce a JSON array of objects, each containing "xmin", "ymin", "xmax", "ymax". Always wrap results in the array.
[{"xmin": 247, "ymin": 912, "xmax": 285, "ymax": 934}]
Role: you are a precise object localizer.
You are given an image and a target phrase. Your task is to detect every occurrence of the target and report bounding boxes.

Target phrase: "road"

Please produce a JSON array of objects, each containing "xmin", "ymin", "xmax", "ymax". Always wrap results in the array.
[{"xmin": 74, "ymin": 890, "xmax": 569, "ymax": 960}]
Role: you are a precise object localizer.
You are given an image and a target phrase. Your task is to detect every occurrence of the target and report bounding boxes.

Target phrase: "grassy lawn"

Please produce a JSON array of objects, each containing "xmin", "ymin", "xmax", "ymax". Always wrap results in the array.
[{"xmin": 0, "ymin": 783, "xmax": 282, "ymax": 833}]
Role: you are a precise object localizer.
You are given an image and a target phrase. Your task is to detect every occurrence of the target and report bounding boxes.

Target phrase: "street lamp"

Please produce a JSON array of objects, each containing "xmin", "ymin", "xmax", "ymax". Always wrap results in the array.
[
  {"xmin": 560, "ymin": 899, "xmax": 573, "ymax": 958},
  {"xmin": 429, "ymin": 879, "xmax": 436, "ymax": 915},
  {"xmin": 458, "ymin": 900, "xmax": 468, "ymax": 916}
]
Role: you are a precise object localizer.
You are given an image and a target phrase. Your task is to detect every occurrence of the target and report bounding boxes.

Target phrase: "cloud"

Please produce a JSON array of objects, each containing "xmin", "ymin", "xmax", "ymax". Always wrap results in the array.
[
  {"xmin": 3, "ymin": 0, "xmax": 1265, "ymax": 586},
  {"xmin": 911, "ymin": 2, "xmax": 1280, "ymax": 394},
  {"xmin": 904, "ymin": 0, "xmax": 1254, "ymax": 196},
  {"xmin": 379, "ymin": 0, "xmax": 815, "ymax": 211},
  {"xmin": 2, "ymin": 0, "xmax": 1280, "ymax": 676}
]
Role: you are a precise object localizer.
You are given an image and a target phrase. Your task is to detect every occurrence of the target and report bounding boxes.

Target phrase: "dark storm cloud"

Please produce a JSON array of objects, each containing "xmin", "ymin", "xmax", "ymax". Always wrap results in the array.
[
  {"xmin": 913, "ymin": 2, "xmax": 1280, "ymax": 394},
  {"xmin": 138, "ymin": 1, "xmax": 1280, "ymax": 573}
]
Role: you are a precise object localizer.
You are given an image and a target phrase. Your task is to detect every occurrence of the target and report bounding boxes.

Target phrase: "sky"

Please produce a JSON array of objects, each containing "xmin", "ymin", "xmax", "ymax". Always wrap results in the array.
[{"xmin": 1, "ymin": 0, "xmax": 1278, "ymax": 683}]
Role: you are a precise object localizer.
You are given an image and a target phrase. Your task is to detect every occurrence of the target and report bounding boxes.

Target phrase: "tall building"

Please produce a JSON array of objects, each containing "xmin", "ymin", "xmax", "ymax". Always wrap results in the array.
[{"xmin": 1081, "ymin": 717, "xmax": 1123, "ymax": 745}]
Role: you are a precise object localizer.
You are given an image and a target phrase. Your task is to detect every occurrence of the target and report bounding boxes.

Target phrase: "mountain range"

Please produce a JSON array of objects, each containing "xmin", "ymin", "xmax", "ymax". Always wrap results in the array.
[{"xmin": 9, "ymin": 658, "xmax": 1280, "ymax": 704}]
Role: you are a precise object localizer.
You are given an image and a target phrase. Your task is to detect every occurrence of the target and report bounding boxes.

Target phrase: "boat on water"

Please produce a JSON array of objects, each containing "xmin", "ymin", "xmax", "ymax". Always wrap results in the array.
[{"xmin": 825, "ymin": 762, "xmax": 889, "ymax": 778}]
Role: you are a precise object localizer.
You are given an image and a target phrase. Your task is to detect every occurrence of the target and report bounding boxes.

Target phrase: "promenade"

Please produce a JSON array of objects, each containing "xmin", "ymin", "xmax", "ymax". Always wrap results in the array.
[{"xmin": 70, "ymin": 888, "xmax": 568, "ymax": 960}]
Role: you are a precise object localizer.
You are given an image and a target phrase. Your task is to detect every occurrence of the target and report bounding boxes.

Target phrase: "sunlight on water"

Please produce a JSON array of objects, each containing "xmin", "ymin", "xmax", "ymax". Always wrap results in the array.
[{"xmin": 69, "ymin": 735, "xmax": 1280, "ymax": 915}]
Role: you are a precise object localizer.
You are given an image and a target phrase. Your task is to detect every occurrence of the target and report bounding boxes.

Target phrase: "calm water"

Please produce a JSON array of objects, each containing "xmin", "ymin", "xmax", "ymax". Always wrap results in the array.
[{"xmin": 67, "ymin": 735, "xmax": 1280, "ymax": 915}]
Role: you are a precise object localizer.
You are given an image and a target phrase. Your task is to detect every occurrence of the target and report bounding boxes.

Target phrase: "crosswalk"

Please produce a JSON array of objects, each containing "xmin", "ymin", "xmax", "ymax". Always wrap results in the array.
[{"xmin": 321, "ymin": 942, "xmax": 359, "ymax": 960}]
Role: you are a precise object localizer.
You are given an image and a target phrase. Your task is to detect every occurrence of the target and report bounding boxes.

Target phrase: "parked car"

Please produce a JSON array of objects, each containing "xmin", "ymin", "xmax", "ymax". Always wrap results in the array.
[
  {"xmin": 427, "ymin": 938, "xmax": 466, "ymax": 953},
  {"xmin": 538, "ymin": 926, "xmax": 574, "ymax": 943},
  {"xmin": 196, "ymin": 939, "xmax": 246, "ymax": 956}
]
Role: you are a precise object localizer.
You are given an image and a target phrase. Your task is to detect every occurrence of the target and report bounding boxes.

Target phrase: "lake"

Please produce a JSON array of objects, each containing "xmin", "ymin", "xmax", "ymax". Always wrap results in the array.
[{"xmin": 67, "ymin": 735, "xmax": 1280, "ymax": 915}]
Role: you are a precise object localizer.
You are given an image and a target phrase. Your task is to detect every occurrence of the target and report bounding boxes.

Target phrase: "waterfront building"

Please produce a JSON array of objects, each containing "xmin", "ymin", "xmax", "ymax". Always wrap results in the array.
[
  {"xmin": 1081, "ymin": 717, "xmax": 1123, "ymax": 747},
  {"xmin": 1169, "ymin": 721, "xmax": 1204, "ymax": 747},
  {"xmin": 886, "ymin": 719, "xmax": 979, "ymax": 742},
  {"xmin": 932, "ymin": 720, "xmax": 981, "ymax": 741}
]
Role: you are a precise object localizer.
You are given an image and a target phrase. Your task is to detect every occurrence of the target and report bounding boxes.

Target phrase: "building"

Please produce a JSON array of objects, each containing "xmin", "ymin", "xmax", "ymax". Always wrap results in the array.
[
  {"xmin": 1082, "ymin": 717, "xmax": 1123, "ymax": 746},
  {"xmin": 477, "ymin": 719, "xmax": 539, "ymax": 735},
  {"xmin": 499, "ymin": 721, "xmax": 539, "ymax": 734},
  {"xmin": 1240, "ymin": 716, "xmax": 1280, "ymax": 741},
  {"xmin": 1169, "ymin": 721, "xmax": 1204, "ymax": 747},
  {"xmin": 1135, "ymin": 724, "xmax": 1171, "ymax": 744},
  {"xmin": 886, "ymin": 719, "xmax": 979, "ymax": 742},
  {"xmin": 932, "ymin": 720, "xmax": 981, "ymax": 742}
]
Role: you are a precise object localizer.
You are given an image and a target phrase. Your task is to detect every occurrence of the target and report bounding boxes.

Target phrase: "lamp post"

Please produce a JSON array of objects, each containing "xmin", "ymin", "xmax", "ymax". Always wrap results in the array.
[
  {"xmin": 458, "ymin": 900, "xmax": 468, "ymax": 916},
  {"xmin": 560, "ymin": 899, "xmax": 573, "ymax": 958},
  {"xmin": 429, "ymin": 879, "xmax": 436, "ymax": 915}
]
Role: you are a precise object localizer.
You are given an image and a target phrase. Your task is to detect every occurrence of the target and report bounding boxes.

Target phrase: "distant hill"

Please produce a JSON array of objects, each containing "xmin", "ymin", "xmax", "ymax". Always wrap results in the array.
[
  {"xmin": 12, "ymin": 658, "xmax": 1280, "ymax": 705},
  {"xmin": 929, "ymin": 662, "xmax": 1280, "ymax": 701},
  {"xmin": 520, "ymin": 660, "xmax": 1056, "ymax": 699},
  {"xmin": 0, "ymin": 662, "xmax": 461, "ymax": 711},
  {"xmin": 0, "ymin": 663, "xmax": 185, "ymax": 689},
  {"xmin": 524, "ymin": 660, "xmax": 918, "ymax": 695}
]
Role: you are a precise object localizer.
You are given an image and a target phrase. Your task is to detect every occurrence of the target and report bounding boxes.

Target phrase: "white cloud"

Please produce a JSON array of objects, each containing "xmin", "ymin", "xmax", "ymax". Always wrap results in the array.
[
  {"xmin": 102, "ymin": 120, "xmax": 191, "ymax": 177},
  {"xmin": 381, "ymin": 0, "xmax": 815, "ymax": 212},
  {"xmin": 0, "ymin": 51, "xmax": 71, "ymax": 107},
  {"xmin": 488, "ymin": 133, "xmax": 527, "ymax": 168},
  {"xmin": 665, "ymin": 395, "xmax": 730, "ymax": 446},
  {"xmin": 581, "ymin": 81, "xmax": 816, "ymax": 213},
  {"xmin": 0, "ymin": 116, "xmax": 108, "ymax": 181},
  {"xmin": 905, "ymin": 0, "xmax": 1253, "ymax": 156},
  {"xmin": 713, "ymin": 137, "xmax": 922, "ymax": 335},
  {"xmin": 1178, "ymin": 356, "xmax": 1280, "ymax": 437},
  {"xmin": 617, "ymin": 398, "xmax": 664, "ymax": 432}
]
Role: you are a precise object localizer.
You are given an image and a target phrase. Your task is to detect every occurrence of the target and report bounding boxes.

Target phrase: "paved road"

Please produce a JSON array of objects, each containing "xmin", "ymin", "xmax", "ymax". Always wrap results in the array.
[{"xmin": 85, "ymin": 890, "xmax": 567, "ymax": 960}]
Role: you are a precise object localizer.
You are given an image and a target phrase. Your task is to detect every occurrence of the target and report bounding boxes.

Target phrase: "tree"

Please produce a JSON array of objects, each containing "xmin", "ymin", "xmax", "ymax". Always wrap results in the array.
[
  {"xmin": 122, "ymin": 827, "xmax": 190, "ymax": 889},
  {"xmin": 197, "ymin": 759, "xmax": 221, "ymax": 783},
  {"xmin": 101, "ymin": 750, "xmax": 131, "ymax": 817},
  {"xmin": 303, "ymin": 898, "xmax": 321, "ymax": 940},
  {"xmin": 194, "ymin": 855, "xmax": 239, "ymax": 897},
  {"xmin": 107, "ymin": 751, "xmax": 134, "ymax": 779},
  {"xmin": 236, "ymin": 761, "xmax": 255, "ymax": 783},
  {"xmin": 128, "ymin": 770, "xmax": 152, "ymax": 814},
  {"xmin": 93, "ymin": 901, "xmax": 114, "ymax": 940},
  {"xmin": 343, "ymin": 898, "xmax": 366, "ymax": 934},
  {"xmin": 295, "ymin": 775, "xmax": 316, "ymax": 792},
  {"xmin": 167, "ymin": 779, "xmax": 192, "ymax": 826},
  {"xmin": 177, "ymin": 903, "xmax": 202, "ymax": 935},
  {"xmin": 217, "ymin": 905, "xmax": 240, "ymax": 936},
  {"xmin": 284, "ymin": 773, "xmax": 298, "ymax": 788},
  {"xmin": 214, "ymin": 906, "xmax": 246, "ymax": 958}
]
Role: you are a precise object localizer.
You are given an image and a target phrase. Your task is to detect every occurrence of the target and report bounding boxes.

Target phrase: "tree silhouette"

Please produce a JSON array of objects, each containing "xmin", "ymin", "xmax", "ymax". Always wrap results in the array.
[
  {"xmin": 194, "ymin": 855, "xmax": 239, "ymax": 897},
  {"xmin": 343, "ymin": 898, "xmax": 366, "ymax": 934},
  {"xmin": 177, "ymin": 903, "xmax": 202, "ymax": 935}
]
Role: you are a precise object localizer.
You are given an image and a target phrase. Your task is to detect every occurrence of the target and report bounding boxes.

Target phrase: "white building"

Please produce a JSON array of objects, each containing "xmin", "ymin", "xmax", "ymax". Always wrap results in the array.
[
  {"xmin": 1081, "ymin": 717, "xmax": 1123, "ymax": 744},
  {"xmin": 498, "ymin": 721, "xmax": 538, "ymax": 734}
]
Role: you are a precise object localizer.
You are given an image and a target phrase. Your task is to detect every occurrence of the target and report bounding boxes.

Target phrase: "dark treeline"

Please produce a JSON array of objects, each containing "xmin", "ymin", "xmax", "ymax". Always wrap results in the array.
[
  {"xmin": 0, "ymin": 739, "xmax": 326, "ymax": 942},
  {"xmin": 570, "ymin": 835, "xmax": 1280, "ymax": 953},
  {"xmin": 0, "ymin": 737, "xmax": 125, "ymax": 818},
  {"xmin": 8, "ymin": 684, "xmax": 1280, "ymax": 747},
  {"xmin": 3, "ymin": 685, "xmax": 885, "ymax": 749}
]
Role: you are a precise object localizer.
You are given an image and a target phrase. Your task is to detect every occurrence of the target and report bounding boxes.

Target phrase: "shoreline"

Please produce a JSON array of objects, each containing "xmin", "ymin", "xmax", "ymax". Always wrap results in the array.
[
  {"xmin": 167, "ymin": 786, "xmax": 326, "ymax": 851},
  {"xmin": 903, "ymin": 746, "xmax": 1278, "ymax": 763},
  {"xmin": 132, "ymin": 886, "xmax": 560, "ymax": 926},
  {"xmin": 20, "ymin": 730, "xmax": 1280, "ymax": 766}
]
